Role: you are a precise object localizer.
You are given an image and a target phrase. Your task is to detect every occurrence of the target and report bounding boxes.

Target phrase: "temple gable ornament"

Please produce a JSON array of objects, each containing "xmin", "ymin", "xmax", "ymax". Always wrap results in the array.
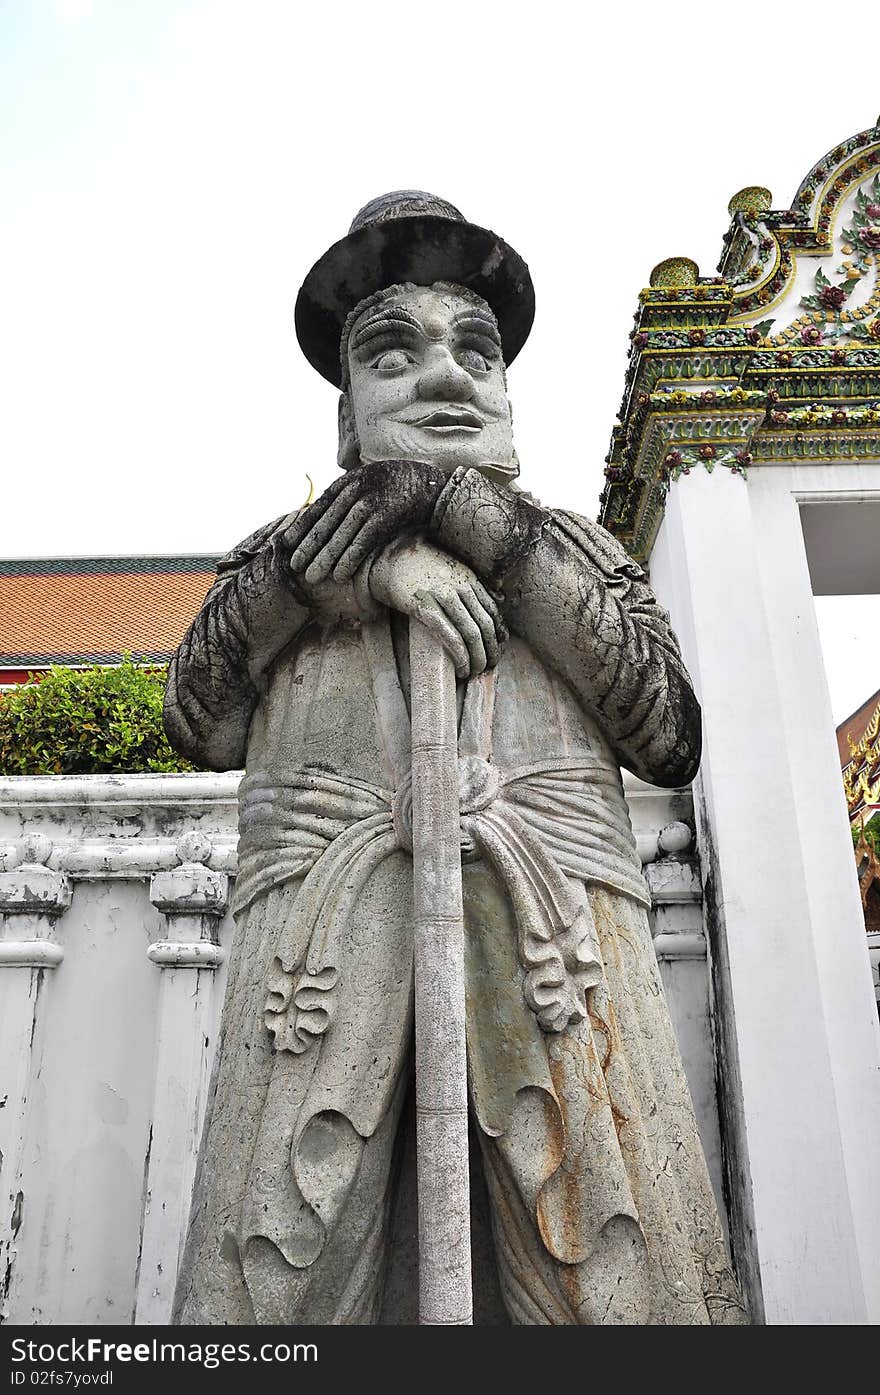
[{"xmin": 599, "ymin": 117, "xmax": 880, "ymax": 562}]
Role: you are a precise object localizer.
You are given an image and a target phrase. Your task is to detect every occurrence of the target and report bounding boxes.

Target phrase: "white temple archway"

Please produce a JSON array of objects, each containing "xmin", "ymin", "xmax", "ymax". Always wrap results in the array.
[{"xmin": 600, "ymin": 118, "xmax": 880, "ymax": 1324}]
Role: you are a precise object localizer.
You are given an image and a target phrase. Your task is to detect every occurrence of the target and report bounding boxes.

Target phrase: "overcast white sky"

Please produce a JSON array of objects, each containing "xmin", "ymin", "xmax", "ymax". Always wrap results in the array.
[{"xmin": 1, "ymin": 0, "xmax": 878, "ymax": 722}]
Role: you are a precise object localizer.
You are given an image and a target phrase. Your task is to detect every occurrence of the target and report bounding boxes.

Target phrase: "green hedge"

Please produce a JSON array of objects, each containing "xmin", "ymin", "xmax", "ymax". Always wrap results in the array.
[{"xmin": 0, "ymin": 659, "xmax": 198, "ymax": 775}]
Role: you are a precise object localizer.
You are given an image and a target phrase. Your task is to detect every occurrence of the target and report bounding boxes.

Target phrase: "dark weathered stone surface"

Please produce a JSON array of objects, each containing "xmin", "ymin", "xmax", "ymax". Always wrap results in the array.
[{"xmin": 294, "ymin": 190, "xmax": 535, "ymax": 387}]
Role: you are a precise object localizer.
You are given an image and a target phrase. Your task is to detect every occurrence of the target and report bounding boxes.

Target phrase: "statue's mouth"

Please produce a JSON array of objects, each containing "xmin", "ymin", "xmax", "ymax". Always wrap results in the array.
[{"xmin": 410, "ymin": 408, "xmax": 484, "ymax": 433}]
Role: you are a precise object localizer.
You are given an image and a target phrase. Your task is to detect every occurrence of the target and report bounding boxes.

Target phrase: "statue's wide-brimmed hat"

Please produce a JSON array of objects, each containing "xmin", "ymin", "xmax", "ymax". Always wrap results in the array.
[{"xmin": 294, "ymin": 191, "xmax": 535, "ymax": 387}]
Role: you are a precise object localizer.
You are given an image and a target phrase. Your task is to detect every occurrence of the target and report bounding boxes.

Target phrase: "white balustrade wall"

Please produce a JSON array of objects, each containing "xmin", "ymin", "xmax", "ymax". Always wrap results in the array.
[{"xmin": 0, "ymin": 770, "xmax": 718, "ymax": 1326}]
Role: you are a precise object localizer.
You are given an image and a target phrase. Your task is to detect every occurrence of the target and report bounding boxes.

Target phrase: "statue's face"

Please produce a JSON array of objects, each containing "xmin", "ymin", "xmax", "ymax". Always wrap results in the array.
[{"xmin": 345, "ymin": 286, "xmax": 515, "ymax": 478}]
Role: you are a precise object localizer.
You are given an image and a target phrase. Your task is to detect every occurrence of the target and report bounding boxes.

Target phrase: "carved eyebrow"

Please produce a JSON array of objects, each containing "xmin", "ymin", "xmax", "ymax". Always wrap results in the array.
[
  {"xmin": 452, "ymin": 310, "xmax": 502, "ymax": 345},
  {"xmin": 351, "ymin": 308, "xmax": 425, "ymax": 349}
]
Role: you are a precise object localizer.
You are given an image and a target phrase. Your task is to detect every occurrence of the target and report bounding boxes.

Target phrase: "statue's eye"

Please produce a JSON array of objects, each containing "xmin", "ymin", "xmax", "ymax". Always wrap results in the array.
[
  {"xmin": 457, "ymin": 348, "xmax": 490, "ymax": 373},
  {"xmin": 374, "ymin": 349, "xmax": 413, "ymax": 373}
]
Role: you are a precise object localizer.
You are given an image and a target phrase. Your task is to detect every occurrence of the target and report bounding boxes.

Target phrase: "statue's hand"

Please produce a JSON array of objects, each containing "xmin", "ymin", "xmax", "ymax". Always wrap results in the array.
[
  {"xmin": 368, "ymin": 536, "xmax": 507, "ymax": 679},
  {"xmin": 281, "ymin": 460, "xmax": 447, "ymax": 586}
]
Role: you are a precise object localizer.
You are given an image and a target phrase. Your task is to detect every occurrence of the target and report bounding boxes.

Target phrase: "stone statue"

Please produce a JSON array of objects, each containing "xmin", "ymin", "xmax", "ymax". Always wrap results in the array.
[{"xmin": 165, "ymin": 192, "xmax": 747, "ymax": 1326}]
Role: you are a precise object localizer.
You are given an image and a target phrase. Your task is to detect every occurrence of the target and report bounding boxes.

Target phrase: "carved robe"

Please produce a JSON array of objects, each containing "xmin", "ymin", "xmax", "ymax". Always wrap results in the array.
[{"xmin": 166, "ymin": 481, "xmax": 746, "ymax": 1326}]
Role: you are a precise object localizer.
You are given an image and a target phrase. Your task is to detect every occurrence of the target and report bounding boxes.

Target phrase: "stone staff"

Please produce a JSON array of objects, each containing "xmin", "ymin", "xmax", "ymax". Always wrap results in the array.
[{"xmin": 409, "ymin": 618, "xmax": 472, "ymax": 1325}]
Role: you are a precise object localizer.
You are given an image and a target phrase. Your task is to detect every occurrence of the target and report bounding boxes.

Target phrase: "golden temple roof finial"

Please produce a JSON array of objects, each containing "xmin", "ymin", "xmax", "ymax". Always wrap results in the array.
[
  {"xmin": 727, "ymin": 186, "xmax": 773, "ymax": 218},
  {"xmin": 649, "ymin": 257, "xmax": 700, "ymax": 288}
]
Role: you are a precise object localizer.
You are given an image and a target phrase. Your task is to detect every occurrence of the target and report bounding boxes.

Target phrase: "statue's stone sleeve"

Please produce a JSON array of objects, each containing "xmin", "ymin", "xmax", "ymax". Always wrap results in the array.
[
  {"xmin": 431, "ymin": 468, "xmax": 701, "ymax": 788},
  {"xmin": 164, "ymin": 511, "xmax": 311, "ymax": 770}
]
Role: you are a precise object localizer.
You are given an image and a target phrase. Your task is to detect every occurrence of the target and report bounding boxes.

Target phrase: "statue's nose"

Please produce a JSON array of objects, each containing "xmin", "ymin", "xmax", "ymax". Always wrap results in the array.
[{"xmin": 416, "ymin": 345, "xmax": 475, "ymax": 403}]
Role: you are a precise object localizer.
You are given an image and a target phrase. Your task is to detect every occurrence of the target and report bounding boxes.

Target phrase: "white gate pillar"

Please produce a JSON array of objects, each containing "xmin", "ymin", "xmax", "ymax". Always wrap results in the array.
[
  {"xmin": 134, "ymin": 831, "xmax": 227, "ymax": 1324},
  {"xmin": 649, "ymin": 466, "xmax": 880, "ymax": 1325},
  {"xmin": 0, "ymin": 834, "xmax": 70, "ymax": 1321}
]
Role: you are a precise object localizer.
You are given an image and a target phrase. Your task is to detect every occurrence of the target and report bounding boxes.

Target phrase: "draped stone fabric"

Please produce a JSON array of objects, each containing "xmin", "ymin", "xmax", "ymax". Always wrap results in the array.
[
  {"xmin": 466, "ymin": 871, "xmax": 743, "ymax": 1324},
  {"xmin": 171, "ymin": 585, "xmax": 746, "ymax": 1324}
]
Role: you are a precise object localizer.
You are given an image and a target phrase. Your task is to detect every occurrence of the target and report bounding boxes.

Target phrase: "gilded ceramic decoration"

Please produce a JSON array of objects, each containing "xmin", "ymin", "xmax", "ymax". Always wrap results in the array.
[
  {"xmin": 727, "ymin": 187, "xmax": 773, "ymax": 219},
  {"xmin": 649, "ymin": 257, "xmax": 700, "ymax": 288},
  {"xmin": 768, "ymin": 174, "xmax": 880, "ymax": 348},
  {"xmin": 599, "ymin": 119, "xmax": 880, "ymax": 562},
  {"xmin": 844, "ymin": 701, "xmax": 880, "ymax": 818},
  {"xmin": 724, "ymin": 126, "xmax": 880, "ymax": 323}
]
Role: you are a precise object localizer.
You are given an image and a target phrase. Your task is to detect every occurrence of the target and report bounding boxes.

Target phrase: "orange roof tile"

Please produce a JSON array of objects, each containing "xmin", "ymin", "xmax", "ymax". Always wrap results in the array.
[{"xmin": 0, "ymin": 558, "xmax": 219, "ymax": 665}]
